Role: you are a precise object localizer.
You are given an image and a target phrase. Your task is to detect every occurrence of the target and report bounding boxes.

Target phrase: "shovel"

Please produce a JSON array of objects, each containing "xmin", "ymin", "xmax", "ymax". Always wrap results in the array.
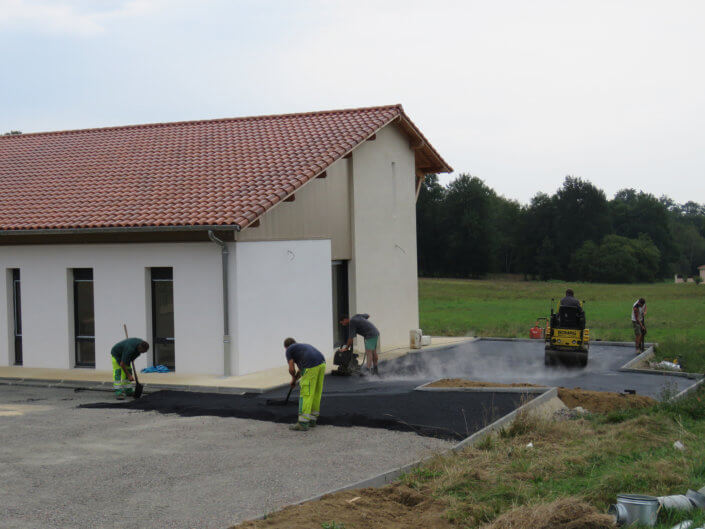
[
  {"xmin": 131, "ymin": 361, "xmax": 144, "ymax": 399},
  {"xmin": 266, "ymin": 385, "xmax": 295, "ymax": 406},
  {"xmin": 123, "ymin": 324, "xmax": 143, "ymax": 399}
]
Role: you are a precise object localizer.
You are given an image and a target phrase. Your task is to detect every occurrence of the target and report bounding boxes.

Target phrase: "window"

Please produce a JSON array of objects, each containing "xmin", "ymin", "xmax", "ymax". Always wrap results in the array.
[
  {"xmin": 73, "ymin": 269, "xmax": 95, "ymax": 367},
  {"xmin": 12, "ymin": 269, "xmax": 22, "ymax": 365},
  {"xmin": 151, "ymin": 268, "xmax": 175, "ymax": 369}
]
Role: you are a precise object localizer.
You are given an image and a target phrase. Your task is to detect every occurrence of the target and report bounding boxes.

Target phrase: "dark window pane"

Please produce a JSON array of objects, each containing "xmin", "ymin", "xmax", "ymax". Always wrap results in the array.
[
  {"xmin": 75, "ymin": 340, "xmax": 95, "ymax": 366},
  {"xmin": 151, "ymin": 267, "xmax": 173, "ymax": 280},
  {"xmin": 73, "ymin": 269, "xmax": 93, "ymax": 280},
  {"xmin": 14, "ymin": 337, "xmax": 23, "ymax": 365},
  {"xmin": 154, "ymin": 341, "xmax": 175, "ymax": 369},
  {"xmin": 14, "ymin": 279, "xmax": 21, "ymax": 335},
  {"xmin": 74, "ymin": 281, "xmax": 95, "ymax": 336},
  {"xmin": 153, "ymin": 282, "xmax": 174, "ymax": 338}
]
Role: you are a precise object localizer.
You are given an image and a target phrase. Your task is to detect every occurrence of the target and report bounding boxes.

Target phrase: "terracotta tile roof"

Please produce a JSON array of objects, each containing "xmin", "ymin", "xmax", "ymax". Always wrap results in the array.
[{"xmin": 0, "ymin": 104, "xmax": 451, "ymax": 232}]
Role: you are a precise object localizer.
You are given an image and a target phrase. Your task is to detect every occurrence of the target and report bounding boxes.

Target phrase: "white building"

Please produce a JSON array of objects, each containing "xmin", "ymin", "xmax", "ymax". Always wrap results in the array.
[{"xmin": 0, "ymin": 105, "xmax": 451, "ymax": 376}]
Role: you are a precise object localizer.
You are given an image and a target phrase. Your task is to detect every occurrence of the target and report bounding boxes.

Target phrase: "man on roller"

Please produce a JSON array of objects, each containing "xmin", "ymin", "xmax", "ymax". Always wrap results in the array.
[
  {"xmin": 110, "ymin": 338, "xmax": 149, "ymax": 399},
  {"xmin": 284, "ymin": 337, "xmax": 326, "ymax": 432},
  {"xmin": 340, "ymin": 313, "xmax": 380, "ymax": 375}
]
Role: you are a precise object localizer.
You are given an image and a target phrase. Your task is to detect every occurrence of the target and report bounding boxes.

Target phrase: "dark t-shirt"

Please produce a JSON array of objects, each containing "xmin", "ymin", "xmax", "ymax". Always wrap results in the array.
[
  {"xmin": 285, "ymin": 343, "xmax": 325, "ymax": 370},
  {"xmin": 111, "ymin": 338, "xmax": 146, "ymax": 365},
  {"xmin": 560, "ymin": 296, "xmax": 582, "ymax": 309},
  {"xmin": 348, "ymin": 314, "xmax": 379, "ymax": 340}
]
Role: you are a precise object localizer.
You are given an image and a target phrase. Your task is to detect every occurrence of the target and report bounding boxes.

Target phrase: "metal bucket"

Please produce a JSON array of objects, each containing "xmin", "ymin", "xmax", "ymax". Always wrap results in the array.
[
  {"xmin": 659, "ymin": 494, "xmax": 695, "ymax": 511},
  {"xmin": 686, "ymin": 489, "xmax": 705, "ymax": 509},
  {"xmin": 615, "ymin": 494, "xmax": 660, "ymax": 526}
]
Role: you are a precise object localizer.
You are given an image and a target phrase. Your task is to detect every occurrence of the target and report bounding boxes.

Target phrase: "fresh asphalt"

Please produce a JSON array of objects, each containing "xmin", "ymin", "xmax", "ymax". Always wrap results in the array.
[{"xmin": 2, "ymin": 339, "xmax": 695, "ymax": 528}]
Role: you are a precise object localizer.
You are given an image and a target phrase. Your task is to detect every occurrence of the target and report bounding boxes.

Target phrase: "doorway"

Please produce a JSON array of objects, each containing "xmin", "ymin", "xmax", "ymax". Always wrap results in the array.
[
  {"xmin": 151, "ymin": 267, "xmax": 175, "ymax": 369},
  {"xmin": 331, "ymin": 261, "xmax": 349, "ymax": 347}
]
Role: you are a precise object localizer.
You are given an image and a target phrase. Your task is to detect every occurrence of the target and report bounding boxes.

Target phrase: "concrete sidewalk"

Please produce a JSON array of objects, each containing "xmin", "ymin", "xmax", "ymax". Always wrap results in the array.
[{"xmin": 0, "ymin": 336, "xmax": 471, "ymax": 393}]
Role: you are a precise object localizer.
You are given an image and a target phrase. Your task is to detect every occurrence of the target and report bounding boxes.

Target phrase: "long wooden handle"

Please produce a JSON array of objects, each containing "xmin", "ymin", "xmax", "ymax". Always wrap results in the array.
[{"xmin": 123, "ymin": 324, "xmax": 128, "ymax": 339}]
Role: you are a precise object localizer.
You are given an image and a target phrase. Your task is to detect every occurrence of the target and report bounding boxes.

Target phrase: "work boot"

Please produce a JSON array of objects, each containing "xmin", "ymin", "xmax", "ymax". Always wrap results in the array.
[
  {"xmin": 308, "ymin": 419, "xmax": 317, "ymax": 428},
  {"xmin": 289, "ymin": 422, "xmax": 309, "ymax": 431},
  {"xmin": 372, "ymin": 366, "xmax": 379, "ymax": 376},
  {"xmin": 115, "ymin": 392, "xmax": 126, "ymax": 400},
  {"xmin": 125, "ymin": 388, "xmax": 135, "ymax": 396}
]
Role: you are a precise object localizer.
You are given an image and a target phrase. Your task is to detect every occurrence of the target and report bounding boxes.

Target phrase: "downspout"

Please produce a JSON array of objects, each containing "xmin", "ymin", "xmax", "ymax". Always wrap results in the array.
[{"xmin": 208, "ymin": 230, "xmax": 232, "ymax": 377}]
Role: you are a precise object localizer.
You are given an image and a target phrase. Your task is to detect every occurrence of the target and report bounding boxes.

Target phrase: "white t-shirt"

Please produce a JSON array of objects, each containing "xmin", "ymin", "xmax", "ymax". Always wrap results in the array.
[{"xmin": 631, "ymin": 300, "xmax": 645, "ymax": 322}]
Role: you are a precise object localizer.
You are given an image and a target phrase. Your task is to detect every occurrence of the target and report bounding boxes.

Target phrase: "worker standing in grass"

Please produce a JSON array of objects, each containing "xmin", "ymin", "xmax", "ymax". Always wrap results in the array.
[
  {"xmin": 110, "ymin": 338, "xmax": 149, "ymax": 400},
  {"xmin": 632, "ymin": 298, "xmax": 647, "ymax": 354},
  {"xmin": 340, "ymin": 314, "xmax": 380, "ymax": 375},
  {"xmin": 284, "ymin": 337, "xmax": 326, "ymax": 432}
]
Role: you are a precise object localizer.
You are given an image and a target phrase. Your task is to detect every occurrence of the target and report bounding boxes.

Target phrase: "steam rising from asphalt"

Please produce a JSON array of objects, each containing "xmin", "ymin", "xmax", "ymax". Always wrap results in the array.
[{"xmin": 375, "ymin": 340, "xmax": 587, "ymax": 384}]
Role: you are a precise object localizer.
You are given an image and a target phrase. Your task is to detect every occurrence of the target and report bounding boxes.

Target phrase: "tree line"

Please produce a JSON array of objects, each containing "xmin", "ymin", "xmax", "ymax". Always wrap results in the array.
[{"xmin": 417, "ymin": 174, "xmax": 705, "ymax": 283}]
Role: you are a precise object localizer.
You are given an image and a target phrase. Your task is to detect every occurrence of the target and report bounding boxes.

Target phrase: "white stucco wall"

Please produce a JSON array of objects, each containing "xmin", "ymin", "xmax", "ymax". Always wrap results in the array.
[
  {"xmin": 348, "ymin": 123, "xmax": 420, "ymax": 348},
  {"xmin": 0, "ymin": 243, "xmax": 223, "ymax": 374},
  {"xmin": 231, "ymin": 239, "xmax": 333, "ymax": 375}
]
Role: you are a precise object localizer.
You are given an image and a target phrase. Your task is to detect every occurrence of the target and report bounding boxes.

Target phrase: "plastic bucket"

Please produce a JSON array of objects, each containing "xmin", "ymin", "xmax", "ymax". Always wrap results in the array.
[{"xmin": 616, "ymin": 494, "xmax": 660, "ymax": 527}]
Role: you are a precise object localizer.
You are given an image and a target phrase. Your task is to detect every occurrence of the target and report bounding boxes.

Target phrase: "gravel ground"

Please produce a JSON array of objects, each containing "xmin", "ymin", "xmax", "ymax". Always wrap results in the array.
[{"xmin": 0, "ymin": 385, "xmax": 450, "ymax": 529}]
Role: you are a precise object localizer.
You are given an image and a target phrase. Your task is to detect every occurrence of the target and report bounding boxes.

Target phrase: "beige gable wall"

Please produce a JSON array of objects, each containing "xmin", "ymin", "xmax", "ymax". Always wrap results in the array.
[
  {"xmin": 348, "ymin": 123, "xmax": 419, "ymax": 348},
  {"xmin": 237, "ymin": 122, "xmax": 420, "ymax": 349},
  {"xmin": 236, "ymin": 156, "xmax": 352, "ymax": 260}
]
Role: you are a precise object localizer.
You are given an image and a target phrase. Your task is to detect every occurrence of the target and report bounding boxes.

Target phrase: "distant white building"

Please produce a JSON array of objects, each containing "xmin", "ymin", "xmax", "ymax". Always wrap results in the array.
[{"xmin": 0, "ymin": 105, "xmax": 451, "ymax": 376}]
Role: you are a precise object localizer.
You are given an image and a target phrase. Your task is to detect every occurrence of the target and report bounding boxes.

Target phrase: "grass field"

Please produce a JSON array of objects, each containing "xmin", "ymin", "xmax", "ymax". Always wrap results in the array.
[
  {"xmin": 402, "ymin": 392, "xmax": 705, "ymax": 529},
  {"xmin": 419, "ymin": 278, "xmax": 705, "ymax": 373}
]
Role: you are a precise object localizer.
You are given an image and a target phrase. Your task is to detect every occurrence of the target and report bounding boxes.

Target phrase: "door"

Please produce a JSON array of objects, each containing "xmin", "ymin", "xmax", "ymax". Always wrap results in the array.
[
  {"xmin": 151, "ymin": 268, "xmax": 175, "ymax": 369},
  {"xmin": 73, "ymin": 269, "xmax": 95, "ymax": 367},
  {"xmin": 12, "ymin": 269, "xmax": 22, "ymax": 365},
  {"xmin": 331, "ymin": 261, "xmax": 349, "ymax": 347}
]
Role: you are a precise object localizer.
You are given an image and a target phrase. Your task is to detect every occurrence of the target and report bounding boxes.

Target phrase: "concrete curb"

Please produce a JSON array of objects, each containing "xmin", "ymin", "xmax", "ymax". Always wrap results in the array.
[
  {"xmin": 452, "ymin": 387, "xmax": 558, "ymax": 451},
  {"xmin": 243, "ymin": 385, "xmax": 557, "ymax": 523}
]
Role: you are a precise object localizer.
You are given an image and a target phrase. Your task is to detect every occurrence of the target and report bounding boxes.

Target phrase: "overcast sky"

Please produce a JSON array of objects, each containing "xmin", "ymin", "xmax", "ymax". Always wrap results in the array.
[{"xmin": 2, "ymin": 0, "xmax": 703, "ymax": 204}]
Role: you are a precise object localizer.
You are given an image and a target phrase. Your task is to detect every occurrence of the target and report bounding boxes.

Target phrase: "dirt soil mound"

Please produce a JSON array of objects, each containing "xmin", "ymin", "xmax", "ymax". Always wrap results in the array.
[
  {"xmin": 429, "ymin": 378, "xmax": 544, "ymax": 388},
  {"xmin": 427, "ymin": 379, "xmax": 656, "ymax": 413},
  {"xmin": 557, "ymin": 388, "xmax": 655, "ymax": 413},
  {"xmin": 482, "ymin": 497, "xmax": 615, "ymax": 529},
  {"xmin": 234, "ymin": 484, "xmax": 452, "ymax": 529}
]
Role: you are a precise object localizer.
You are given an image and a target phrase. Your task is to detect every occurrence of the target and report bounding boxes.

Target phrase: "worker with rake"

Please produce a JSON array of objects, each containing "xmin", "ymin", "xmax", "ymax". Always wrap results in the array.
[
  {"xmin": 110, "ymin": 338, "xmax": 149, "ymax": 400},
  {"xmin": 284, "ymin": 337, "xmax": 326, "ymax": 431}
]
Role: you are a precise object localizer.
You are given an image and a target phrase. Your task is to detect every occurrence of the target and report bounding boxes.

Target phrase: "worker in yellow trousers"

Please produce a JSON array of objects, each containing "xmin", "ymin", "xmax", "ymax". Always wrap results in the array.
[{"xmin": 284, "ymin": 337, "xmax": 326, "ymax": 431}]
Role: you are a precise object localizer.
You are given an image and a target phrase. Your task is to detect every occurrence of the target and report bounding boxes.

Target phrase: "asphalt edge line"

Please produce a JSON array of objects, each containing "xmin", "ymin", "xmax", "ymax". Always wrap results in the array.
[
  {"xmin": 240, "ymin": 386, "xmax": 556, "ymax": 524},
  {"xmin": 416, "ymin": 386, "xmax": 549, "ymax": 394},
  {"xmin": 669, "ymin": 376, "xmax": 705, "ymax": 402}
]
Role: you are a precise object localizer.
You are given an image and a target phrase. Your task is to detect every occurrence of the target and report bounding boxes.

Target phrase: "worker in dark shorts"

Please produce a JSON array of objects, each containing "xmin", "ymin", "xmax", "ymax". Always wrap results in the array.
[
  {"xmin": 340, "ymin": 314, "xmax": 380, "ymax": 375},
  {"xmin": 632, "ymin": 298, "xmax": 647, "ymax": 354},
  {"xmin": 284, "ymin": 338, "xmax": 326, "ymax": 432},
  {"xmin": 110, "ymin": 338, "xmax": 149, "ymax": 399}
]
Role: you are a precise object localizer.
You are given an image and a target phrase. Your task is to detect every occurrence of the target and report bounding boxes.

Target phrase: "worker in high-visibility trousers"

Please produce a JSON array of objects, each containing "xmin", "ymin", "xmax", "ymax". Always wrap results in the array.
[
  {"xmin": 284, "ymin": 337, "xmax": 326, "ymax": 431},
  {"xmin": 110, "ymin": 338, "xmax": 149, "ymax": 399}
]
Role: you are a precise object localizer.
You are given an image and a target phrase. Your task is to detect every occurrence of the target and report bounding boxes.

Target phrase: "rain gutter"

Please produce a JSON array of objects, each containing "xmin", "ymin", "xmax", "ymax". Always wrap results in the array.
[
  {"xmin": 208, "ymin": 230, "xmax": 237, "ymax": 377},
  {"xmin": 0, "ymin": 225, "xmax": 242, "ymax": 236}
]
